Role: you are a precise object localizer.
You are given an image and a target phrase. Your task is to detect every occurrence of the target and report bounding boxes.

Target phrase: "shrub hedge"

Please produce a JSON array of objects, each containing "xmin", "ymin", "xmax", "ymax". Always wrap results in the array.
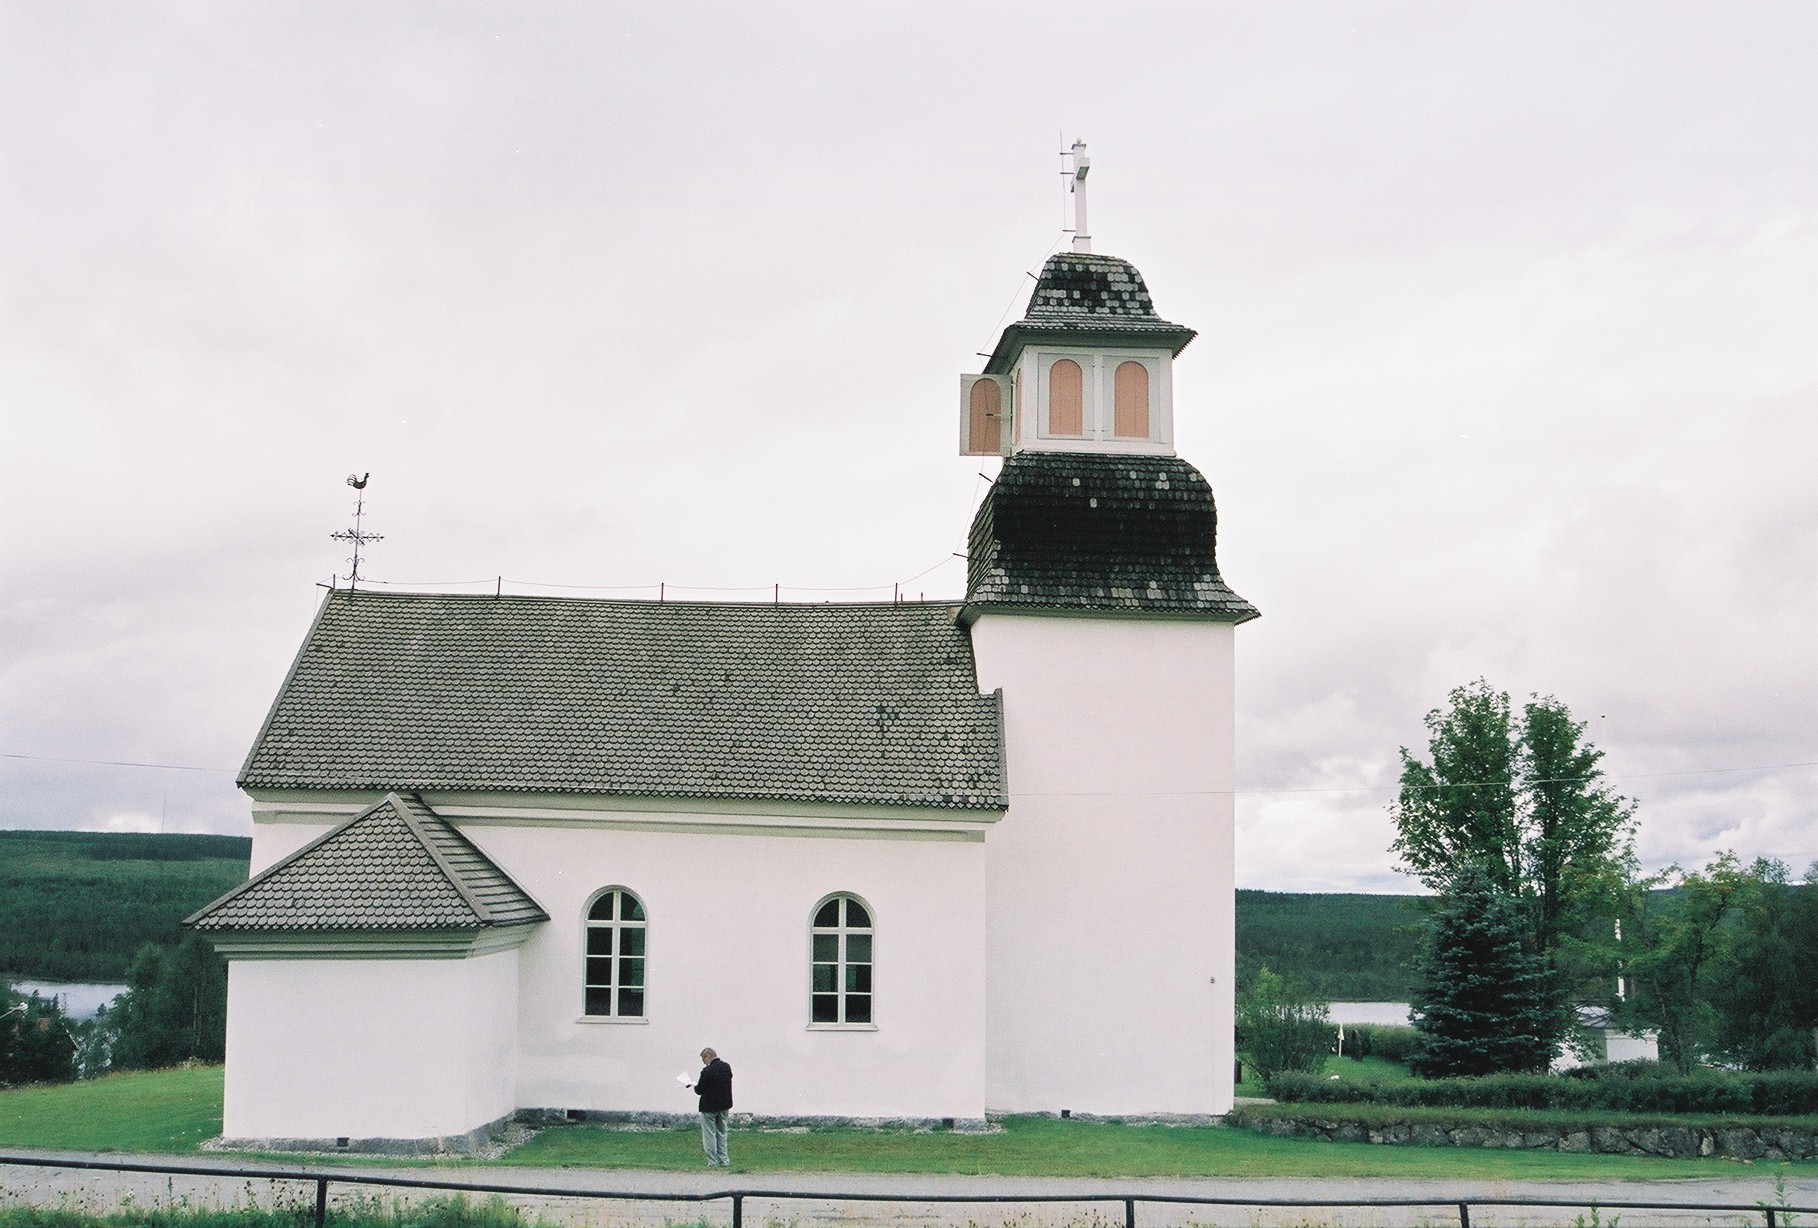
[
  {"xmin": 1268, "ymin": 1063, "xmax": 1817, "ymax": 1117},
  {"xmin": 1338, "ymin": 1024, "xmax": 1420, "ymax": 1064}
]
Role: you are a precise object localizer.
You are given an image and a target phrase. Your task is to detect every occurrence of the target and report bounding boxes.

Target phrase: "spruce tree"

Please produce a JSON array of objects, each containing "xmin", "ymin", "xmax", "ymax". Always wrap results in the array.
[
  {"xmin": 1410, "ymin": 864, "xmax": 1557, "ymax": 1076},
  {"xmin": 1391, "ymin": 680, "xmax": 1636, "ymax": 1056}
]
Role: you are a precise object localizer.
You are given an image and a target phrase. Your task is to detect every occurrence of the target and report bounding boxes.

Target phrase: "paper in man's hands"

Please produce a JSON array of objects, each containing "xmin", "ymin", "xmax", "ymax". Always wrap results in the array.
[{"xmin": 676, "ymin": 1073, "xmax": 693, "ymax": 1087}]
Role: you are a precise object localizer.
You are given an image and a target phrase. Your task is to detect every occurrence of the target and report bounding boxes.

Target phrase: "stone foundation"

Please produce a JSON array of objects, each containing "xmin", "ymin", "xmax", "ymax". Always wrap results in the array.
[
  {"xmin": 213, "ymin": 1111, "xmax": 519, "ymax": 1157},
  {"xmin": 1226, "ymin": 1110, "xmax": 1817, "ymax": 1161}
]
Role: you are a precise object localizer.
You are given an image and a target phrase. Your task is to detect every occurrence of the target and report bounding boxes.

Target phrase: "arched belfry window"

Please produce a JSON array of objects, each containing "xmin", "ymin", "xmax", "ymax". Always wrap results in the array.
[
  {"xmin": 1048, "ymin": 359, "xmax": 1084, "ymax": 437},
  {"xmin": 585, "ymin": 889, "xmax": 646, "ymax": 1018},
  {"xmin": 1113, "ymin": 361, "xmax": 1150, "ymax": 439},
  {"xmin": 811, "ymin": 894, "xmax": 873, "ymax": 1025},
  {"xmin": 968, "ymin": 379, "xmax": 1003, "ymax": 454}
]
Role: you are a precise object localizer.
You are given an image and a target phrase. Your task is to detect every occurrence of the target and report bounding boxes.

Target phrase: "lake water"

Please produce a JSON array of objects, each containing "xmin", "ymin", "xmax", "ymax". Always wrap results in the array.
[
  {"xmin": 4, "ymin": 979, "xmax": 128, "ymax": 1020},
  {"xmin": 11, "ymin": 987, "xmax": 1416, "ymax": 1026},
  {"xmin": 1329, "ymin": 1001, "xmax": 1412, "ymax": 1026}
]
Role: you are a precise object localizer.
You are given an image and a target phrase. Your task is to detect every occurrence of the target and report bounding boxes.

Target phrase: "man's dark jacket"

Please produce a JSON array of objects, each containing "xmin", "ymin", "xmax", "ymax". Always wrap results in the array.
[{"xmin": 696, "ymin": 1059, "xmax": 733, "ymax": 1113}]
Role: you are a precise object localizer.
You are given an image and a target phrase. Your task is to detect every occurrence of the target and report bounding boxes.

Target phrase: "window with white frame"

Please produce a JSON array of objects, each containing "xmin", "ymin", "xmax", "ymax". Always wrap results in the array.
[
  {"xmin": 810, "ymin": 894, "xmax": 873, "ymax": 1025},
  {"xmin": 584, "ymin": 888, "xmax": 646, "ymax": 1018}
]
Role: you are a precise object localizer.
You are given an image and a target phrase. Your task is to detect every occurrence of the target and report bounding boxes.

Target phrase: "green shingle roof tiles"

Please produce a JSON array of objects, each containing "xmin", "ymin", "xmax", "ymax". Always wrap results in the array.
[
  {"xmin": 240, "ymin": 593, "xmax": 1007, "ymax": 811},
  {"xmin": 186, "ymin": 793, "xmax": 546, "ymax": 932}
]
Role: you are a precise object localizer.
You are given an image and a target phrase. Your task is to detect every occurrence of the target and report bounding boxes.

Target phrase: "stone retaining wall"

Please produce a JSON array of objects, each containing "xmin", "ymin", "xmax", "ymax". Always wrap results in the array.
[{"xmin": 1226, "ymin": 1110, "xmax": 1817, "ymax": 1161}]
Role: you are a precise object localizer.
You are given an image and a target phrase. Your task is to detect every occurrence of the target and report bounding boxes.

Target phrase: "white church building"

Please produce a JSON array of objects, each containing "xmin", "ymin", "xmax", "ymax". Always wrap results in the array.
[{"xmin": 189, "ymin": 173, "xmax": 1260, "ymax": 1150}]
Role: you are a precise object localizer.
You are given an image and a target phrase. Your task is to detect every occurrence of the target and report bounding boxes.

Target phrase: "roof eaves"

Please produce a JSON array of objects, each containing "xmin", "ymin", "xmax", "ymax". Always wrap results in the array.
[
  {"xmin": 960, "ymin": 599, "xmax": 1261, "ymax": 626},
  {"xmin": 236, "ymin": 588, "xmax": 335, "ymax": 789},
  {"xmin": 984, "ymin": 321, "xmax": 1198, "ymax": 375}
]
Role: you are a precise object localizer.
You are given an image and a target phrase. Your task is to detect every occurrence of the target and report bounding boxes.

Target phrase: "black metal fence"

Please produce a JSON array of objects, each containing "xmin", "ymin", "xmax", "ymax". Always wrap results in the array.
[{"xmin": 3, "ymin": 1152, "xmax": 1813, "ymax": 1228}]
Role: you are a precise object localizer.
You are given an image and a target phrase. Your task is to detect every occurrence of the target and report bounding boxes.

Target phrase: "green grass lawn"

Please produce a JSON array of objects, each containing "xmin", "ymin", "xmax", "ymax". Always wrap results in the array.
[
  {"xmin": 0, "ymin": 1065, "xmax": 222, "ymax": 1153},
  {"xmin": 1236, "ymin": 1054, "xmax": 1413, "ymax": 1092},
  {"xmin": 3, "ymin": 1065, "xmax": 1813, "ymax": 1182},
  {"xmin": 507, "ymin": 1114, "xmax": 1816, "ymax": 1179},
  {"xmin": 1321, "ymin": 1054, "xmax": 1415, "ymax": 1083}
]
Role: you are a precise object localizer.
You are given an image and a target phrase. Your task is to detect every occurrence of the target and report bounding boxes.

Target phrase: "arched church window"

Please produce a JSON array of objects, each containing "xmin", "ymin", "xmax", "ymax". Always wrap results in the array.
[
  {"xmin": 810, "ymin": 894, "xmax": 873, "ymax": 1025},
  {"xmin": 1113, "ymin": 361, "xmax": 1150, "ymax": 438},
  {"xmin": 584, "ymin": 888, "xmax": 646, "ymax": 1018},
  {"xmin": 1047, "ymin": 359, "xmax": 1084, "ymax": 437},
  {"xmin": 968, "ymin": 378, "xmax": 1002, "ymax": 454}
]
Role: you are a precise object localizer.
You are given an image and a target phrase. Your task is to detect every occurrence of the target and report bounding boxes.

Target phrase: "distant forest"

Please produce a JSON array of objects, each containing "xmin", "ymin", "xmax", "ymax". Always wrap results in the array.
[
  {"xmin": 4, "ymin": 831, "xmax": 1426, "ymax": 999},
  {"xmin": 0, "ymin": 830, "xmax": 251, "ymax": 982},
  {"xmin": 1236, "ymin": 889, "xmax": 1425, "ymax": 1000}
]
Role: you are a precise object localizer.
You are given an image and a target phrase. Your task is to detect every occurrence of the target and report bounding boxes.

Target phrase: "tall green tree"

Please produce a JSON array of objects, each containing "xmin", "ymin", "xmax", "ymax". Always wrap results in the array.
[
  {"xmin": 1519, "ymin": 698, "xmax": 1637, "ymax": 965},
  {"xmin": 1391, "ymin": 681, "xmax": 1521, "ymax": 896},
  {"xmin": 1624, "ymin": 855, "xmax": 1818, "ymax": 1073},
  {"xmin": 1623, "ymin": 852, "xmax": 1750, "ymax": 1075},
  {"xmin": 109, "ymin": 934, "xmax": 227, "ymax": 1071},
  {"xmin": 1, "ymin": 986, "xmax": 77, "ymax": 1086},
  {"xmin": 1390, "ymin": 681, "xmax": 1637, "ymax": 1055},
  {"xmin": 1707, "ymin": 859, "xmax": 1818, "ymax": 1070},
  {"xmin": 1409, "ymin": 864, "xmax": 1556, "ymax": 1076}
]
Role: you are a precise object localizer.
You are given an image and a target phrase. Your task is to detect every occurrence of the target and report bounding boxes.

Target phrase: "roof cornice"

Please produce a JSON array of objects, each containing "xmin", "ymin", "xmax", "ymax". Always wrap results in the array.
[{"xmin": 983, "ymin": 321, "xmax": 1196, "ymax": 376}]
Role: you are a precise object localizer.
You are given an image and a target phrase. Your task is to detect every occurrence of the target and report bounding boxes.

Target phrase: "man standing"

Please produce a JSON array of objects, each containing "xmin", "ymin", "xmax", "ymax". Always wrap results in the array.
[{"xmin": 689, "ymin": 1047, "xmax": 733, "ymax": 1167}]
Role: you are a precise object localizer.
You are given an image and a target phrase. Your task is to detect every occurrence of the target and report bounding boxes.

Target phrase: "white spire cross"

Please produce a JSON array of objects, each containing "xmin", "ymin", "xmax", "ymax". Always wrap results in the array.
[{"xmin": 1069, "ymin": 139, "xmax": 1092, "ymax": 254}]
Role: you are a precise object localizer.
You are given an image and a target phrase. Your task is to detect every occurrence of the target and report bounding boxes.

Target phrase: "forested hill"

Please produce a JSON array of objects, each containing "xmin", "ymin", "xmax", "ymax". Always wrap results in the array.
[
  {"xmin": 0, "ymin": 830, "xmax": 252, "ymax": 982},
  {"xmin": 5, "ymin": 831, "xmax": 1425, "ymax": 999},
  {"xmin": 1236, "ymin": 889, "xmax": 1426, "ymax": 1000}
]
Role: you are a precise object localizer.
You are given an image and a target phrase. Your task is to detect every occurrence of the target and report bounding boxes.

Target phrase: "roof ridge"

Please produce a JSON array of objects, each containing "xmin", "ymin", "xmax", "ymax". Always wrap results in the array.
[
  {"xmin": 390, "ymin": 793, "xmax": 497, "ymax": 925},
  {"xmin": 323, "ymin": 589, "xmax": 968, "ymax": 613}
]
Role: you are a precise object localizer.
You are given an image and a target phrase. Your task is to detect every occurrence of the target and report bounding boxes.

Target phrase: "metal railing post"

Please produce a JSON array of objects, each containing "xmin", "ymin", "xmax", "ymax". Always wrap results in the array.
[
  {"xmin": 313, "ymin": 1176, "xmax": 329, "ymax": 1228},
  {"xmin": 1124, "ymin": 1196, "xmax": 1136, "ymax": 1228},
  {"xmin": 1457, "ymin": 1201, "xmax": 1471, "ymax": 1228},
  {"xmin": 732, "ymin": 1191, "xmax": 743, "ymax": 1228},
  {"xmin": 1765, "ymin": 1209, "xmax": 1777, "ymax": 1228}
]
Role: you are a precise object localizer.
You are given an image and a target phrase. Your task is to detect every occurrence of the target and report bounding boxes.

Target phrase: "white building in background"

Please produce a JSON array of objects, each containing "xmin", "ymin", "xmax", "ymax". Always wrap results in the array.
[{"xmin": 189, "ymin": 187, "xmax": 1260, "ymax": 1151}]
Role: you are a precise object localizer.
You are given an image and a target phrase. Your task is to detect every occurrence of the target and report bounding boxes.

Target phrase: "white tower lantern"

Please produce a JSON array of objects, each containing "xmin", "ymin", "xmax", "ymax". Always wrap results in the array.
[{"xmin": 960, "ymin": 148, "xmax": 1196, "ymax": 458}]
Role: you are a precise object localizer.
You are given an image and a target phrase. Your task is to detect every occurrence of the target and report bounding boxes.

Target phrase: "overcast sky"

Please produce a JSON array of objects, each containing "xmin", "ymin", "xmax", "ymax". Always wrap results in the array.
[{"xmin": 3, "ymin": 2, "xmax": 1814, "ymax": 892}]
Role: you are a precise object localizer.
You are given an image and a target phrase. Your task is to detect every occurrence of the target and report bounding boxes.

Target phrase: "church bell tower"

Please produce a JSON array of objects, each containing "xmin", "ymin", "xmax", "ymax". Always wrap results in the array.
[{"xmin": 962, "ymin": 144, "xmax": 1257, "ymax": 1117}]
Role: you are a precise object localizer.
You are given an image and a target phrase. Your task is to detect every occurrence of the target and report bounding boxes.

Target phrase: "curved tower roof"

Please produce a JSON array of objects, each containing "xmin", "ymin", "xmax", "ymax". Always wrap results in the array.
[
  {"xmin": 983, "ymin": 252, "xmax": 1196, "ymax": 375},
  {"xmin": 964, "ymin": 452, "xmax": 1257, "ymax": 622}
]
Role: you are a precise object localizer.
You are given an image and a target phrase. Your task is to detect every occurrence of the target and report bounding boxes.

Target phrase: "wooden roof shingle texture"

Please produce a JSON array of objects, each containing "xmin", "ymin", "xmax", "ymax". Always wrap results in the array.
[
  {"xmin": 186, "ymin": 794, "xmax": 546, "ymax": 932},
  {"xmin": 985, "ymin": 252, "xmax": 1196, "ymax": 372},
  {"xmin": 966, "ymin": 452, "xmax": 1258, "ymax": 621},
  {"xmin": 241, "ymin": 593, "xmax": 1006, "ymax": 811}
]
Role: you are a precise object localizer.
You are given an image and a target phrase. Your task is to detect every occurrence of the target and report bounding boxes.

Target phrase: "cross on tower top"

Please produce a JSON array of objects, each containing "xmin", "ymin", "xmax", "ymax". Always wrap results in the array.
[{"xmin": 1069, "ymin": 139, "xmax": 1091, "ymax": 253}]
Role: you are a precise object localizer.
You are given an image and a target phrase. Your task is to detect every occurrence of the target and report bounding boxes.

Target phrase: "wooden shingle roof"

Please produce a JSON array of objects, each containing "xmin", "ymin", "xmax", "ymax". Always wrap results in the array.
[
  {"xmin": 984, "ymin": 252, "xmax": 1197, "ymax": 374},
  {"xmin": 186, "ymin": 793, "xmax": 546, "ymax": 933},
  {"xmin": 239, "ymin": 593, "xmax": 1007, "ymax": 811},
  {"xmin": 966, "ymin": 452, "xmax": 1258, "ymax": 621}
]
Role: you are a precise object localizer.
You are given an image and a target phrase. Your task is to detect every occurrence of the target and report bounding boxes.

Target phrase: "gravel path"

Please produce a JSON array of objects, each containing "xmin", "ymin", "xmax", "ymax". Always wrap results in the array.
[{"xmin": 3, "ymin": 1148, "xmax": 1814, "ymax": 1227}]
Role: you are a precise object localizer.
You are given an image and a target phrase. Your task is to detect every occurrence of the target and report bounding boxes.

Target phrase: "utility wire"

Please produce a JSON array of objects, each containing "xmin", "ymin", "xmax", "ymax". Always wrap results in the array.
[{"xmin": 0, "ymin": 752, "xmax": 233, "ymax": 774}]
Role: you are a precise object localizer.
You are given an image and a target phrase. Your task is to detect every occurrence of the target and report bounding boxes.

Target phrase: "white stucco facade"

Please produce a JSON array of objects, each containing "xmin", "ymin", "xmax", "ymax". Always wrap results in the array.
[
  {"xmin": 223, "ymin": 949, "xmax": 520, "ymax": 1143},
  {"xmin": 487, "ymin": 817, "xmax": 988, "ymax": 1121},
  {"xmin": 231, "ymin": 797, "xmax": 993, "ymax": 1135},
  {"xmin": 970, "ymin": 613, "xmax": 1237, "ymax": 1116}
]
